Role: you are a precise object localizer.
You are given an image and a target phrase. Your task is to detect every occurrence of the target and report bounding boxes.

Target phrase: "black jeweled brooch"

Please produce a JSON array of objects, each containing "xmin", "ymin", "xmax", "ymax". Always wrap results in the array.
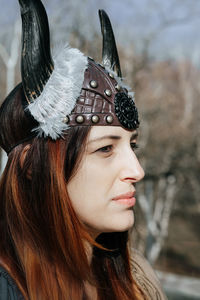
[{"xmin": 114, "ymin": 92, "xmax": 139, "ymax": 129}]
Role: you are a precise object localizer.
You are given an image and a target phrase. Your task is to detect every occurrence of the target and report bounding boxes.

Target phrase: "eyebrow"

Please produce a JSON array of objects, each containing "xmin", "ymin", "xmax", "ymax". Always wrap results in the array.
[{"xmin": 88, "ymin": 132, "xmax": 138, "ymax": 144}]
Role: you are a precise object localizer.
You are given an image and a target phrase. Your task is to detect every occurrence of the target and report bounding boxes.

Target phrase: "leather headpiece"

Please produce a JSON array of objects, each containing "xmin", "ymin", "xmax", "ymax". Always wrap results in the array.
[
  {"xmin": 0, "ymin": 0, "xmax": 139, "ymax": 154},
  {"xmin": 68, "ymin": 59, "xmax": 139, "ymax": 130}
]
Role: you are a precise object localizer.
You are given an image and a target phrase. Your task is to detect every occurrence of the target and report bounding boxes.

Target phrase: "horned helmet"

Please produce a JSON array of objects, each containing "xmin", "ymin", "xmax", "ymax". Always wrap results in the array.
[{"xmin": 0, "ymin": 0, "xmax": 139, "ymax": 154}]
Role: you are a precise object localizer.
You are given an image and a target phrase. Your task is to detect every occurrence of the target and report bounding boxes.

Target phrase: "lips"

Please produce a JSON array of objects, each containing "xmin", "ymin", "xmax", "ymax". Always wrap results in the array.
[
  {"xmin": 112, "ymin": 191, "xmax": 135, "ymax": 201},
  {"xmin": 112, "ymin": 191, "xmax": 136, "ymax": 207}
]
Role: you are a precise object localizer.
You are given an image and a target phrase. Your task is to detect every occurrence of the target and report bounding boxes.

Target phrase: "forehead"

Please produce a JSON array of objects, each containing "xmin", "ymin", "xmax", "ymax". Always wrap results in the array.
[{"xmin": 88, "ymin": 126, "xmax": 137, "ymax": 141}]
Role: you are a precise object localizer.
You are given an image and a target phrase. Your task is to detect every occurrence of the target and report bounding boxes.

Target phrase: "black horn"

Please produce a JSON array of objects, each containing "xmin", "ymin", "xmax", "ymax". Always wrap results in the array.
[
  {"xmin": 99, "ymin": 9, "xmax": 122, "ymax": 78},
  {"xmin": 18, "ymin": 0, "xmax": 54, "ymax": 103}
]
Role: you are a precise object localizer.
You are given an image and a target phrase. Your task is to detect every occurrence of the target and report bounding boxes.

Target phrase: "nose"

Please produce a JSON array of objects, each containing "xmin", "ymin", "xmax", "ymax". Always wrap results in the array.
[{"xmin": 119, "ymin": 151, "xmax": 145, "ymax": 183}]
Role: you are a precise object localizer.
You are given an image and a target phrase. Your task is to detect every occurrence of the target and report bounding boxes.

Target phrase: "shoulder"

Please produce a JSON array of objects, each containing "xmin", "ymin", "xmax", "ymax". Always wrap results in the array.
[
  {"xmin": 0, "ymin": 266, "xmax": 24, "ymax": 300},
  {"xmin": 130, "ymin": 248, "xmax": 168, "ymax": 300}
]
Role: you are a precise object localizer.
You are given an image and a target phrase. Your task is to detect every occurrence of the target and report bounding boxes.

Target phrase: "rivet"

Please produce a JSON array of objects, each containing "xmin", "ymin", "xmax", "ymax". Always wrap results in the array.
[
  {"xmin": 91, "ymin": 115, "xmax": 99, "ymax": 123},
  {"xmin": 115, "ymin": 84, "xmax": 121, "ymax": 91},
  {"xmin": 76, "ymin": 115, "xmax": 84, "ymax": 124},
  {"xmin": 109, "ymin": 72, "xmax": 114, "ymax": 78},
  {"xmin": 106, "ymin": 115, "xmax": 113, "ymax": 124},
  {"xmin": 90, "ymin": 80, "xmax": 98, "ymax": 88},
  {"xmin": 63, "ymin": 116, "xmax": 69, "ymax": 124},
  {"xmin": 105, "ymin": 89, "xmax": 112, "ymax": 97}
]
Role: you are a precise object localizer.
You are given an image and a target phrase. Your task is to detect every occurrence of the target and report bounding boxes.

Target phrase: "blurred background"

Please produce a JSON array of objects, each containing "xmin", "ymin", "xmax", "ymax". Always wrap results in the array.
[{"xmin": 0, "ymin": 0, "xmax": 200, "ymax": 299}]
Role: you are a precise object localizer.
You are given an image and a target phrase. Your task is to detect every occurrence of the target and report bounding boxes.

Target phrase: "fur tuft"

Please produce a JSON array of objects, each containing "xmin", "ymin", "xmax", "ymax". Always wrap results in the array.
[
  {"xmin": 26, "ymin": 45, "xmax": 88, "ymax": 139},
  {"xmin": 104, "ymin": 67, "xmax": 135, "ymax": 99}
]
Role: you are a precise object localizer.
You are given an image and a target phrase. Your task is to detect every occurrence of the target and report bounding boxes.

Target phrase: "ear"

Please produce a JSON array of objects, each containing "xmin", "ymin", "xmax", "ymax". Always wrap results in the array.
[{"xmin": 20, "ymin": 144, "xmax": 32, "ymax": 179}]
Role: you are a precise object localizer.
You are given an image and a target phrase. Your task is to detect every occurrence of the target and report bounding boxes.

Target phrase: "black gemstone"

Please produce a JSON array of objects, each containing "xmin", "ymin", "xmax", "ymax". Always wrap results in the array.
[{"xmin": 114, "ymin": 92, "xmax": 139, "ymax": 129}]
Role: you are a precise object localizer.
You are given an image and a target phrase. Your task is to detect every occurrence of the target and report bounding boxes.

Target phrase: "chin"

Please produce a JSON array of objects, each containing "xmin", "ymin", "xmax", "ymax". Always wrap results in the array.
[
  {"xmin": 108, "ymin": 211, "xmax": 135, "ymax": 232},
  {"xmin": 86, "ymin": 211, "xmax": 135, "ymax": 235},
  {"xmin": 117, "ymin": 220, "xmax": 134, "ymax": 232}
]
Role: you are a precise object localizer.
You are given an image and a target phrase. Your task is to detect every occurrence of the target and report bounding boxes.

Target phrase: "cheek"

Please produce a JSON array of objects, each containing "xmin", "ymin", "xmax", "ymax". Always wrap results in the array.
[
  {"xmin": 67, "ymin": 165, "xmax": 101, "ymax": 211},
  {"xmin": 69, "ymin": 161, "xmax": 113, "ymax": 201},
  {"xmin": 67, "ymin": 158, "xmax": 118, "ymax": 231},
  {"xmin": 67, "ymin": 178, "xmax": 103, "ymax": 231},
  {"xmin": 67, "ymin": 165, "xmax": 135, "ymax": 233}
]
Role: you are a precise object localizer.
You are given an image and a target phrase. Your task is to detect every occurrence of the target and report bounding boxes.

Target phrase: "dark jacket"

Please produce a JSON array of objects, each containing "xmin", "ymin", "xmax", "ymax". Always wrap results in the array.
[
  {"xmin": 0, "ymin": 267, "xmax": 24, "ymax": 300},
  {"xmin": 0, "ymin": 251, "xmax": 167, "ymax": 300}
]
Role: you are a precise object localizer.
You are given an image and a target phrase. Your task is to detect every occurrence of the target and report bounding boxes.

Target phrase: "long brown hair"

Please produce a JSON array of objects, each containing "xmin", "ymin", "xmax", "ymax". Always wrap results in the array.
[{"xmin": 0, "ymin": 86, "xmax": 143, "ymax": 299}]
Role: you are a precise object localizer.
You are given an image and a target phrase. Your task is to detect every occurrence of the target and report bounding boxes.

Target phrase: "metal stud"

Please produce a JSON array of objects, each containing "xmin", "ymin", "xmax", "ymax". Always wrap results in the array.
[
  {"xmin": 63, "ymin": 116, "xmax": 69, "ymax": 124},
  {"xmin": 105, "ymin": 89, "xmax": 112, "ymax": 97},
  {"xmin": 76, "ymin": 115, "xmax": 84, "ymax": 124},
  {"xmin": 91, "ymin": 115, "xmax": 99, "ymax": 123},
  {"xmin": 106, "ymin": 115, "xmax": 113, "ymax": 124},
  {"xmin": 90, "ymin": 80, "xmax": 98, "ymax": 88},
  {"xmin": 115, "ymin": 84, "xmax": 121, "ymax": 91},
  {"xmin": 109, "ymin": 72, "xmax": 114, "ymax": 78}
]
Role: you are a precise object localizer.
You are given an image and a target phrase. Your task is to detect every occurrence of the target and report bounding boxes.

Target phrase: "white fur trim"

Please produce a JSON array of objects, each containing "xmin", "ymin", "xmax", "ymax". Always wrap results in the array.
[
  {"xmin": 105, "ymin": 67, "xmax": 135, "ymax": 99},
  {"xmin": 26, "ymin": 45, "xmax": 88, "ymax": 139}
]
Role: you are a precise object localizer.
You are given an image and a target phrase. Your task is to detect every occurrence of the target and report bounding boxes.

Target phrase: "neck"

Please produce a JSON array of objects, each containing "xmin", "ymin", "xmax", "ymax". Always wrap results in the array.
[
  {"xmin": 84, "ymin": 240, "xmax": 98, "ymax": 300},
  {"xmin": 83, "ymin": 225, "xmax": 101, "ymax": 264},
  {"xmin": 85, "ymin": 240, "xmax": 94, "ymax": 265},
  {"xmin": 84, "ymin": 281, "xmax": 97, "ymax": 300}
]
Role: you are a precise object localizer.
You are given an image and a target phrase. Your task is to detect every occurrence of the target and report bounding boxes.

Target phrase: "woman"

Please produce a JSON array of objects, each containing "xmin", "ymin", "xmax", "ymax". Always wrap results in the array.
[{"xmin": 0, "ymin": 0, "xmax": 167, "ymax": 299}]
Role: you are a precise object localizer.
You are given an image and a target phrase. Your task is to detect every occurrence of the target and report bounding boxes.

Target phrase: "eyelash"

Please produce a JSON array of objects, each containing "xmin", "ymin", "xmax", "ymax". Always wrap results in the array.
[
  {"xmin": 96, "ymin": 143, "xmax": 139, "ymax": 153},
  {"xmin": 130, "ymin": 143, "xmax": 139, "ymax": 151},
  {"xmin": 97, "ymin": 145, "xmax": 113, "ymax": 153}
]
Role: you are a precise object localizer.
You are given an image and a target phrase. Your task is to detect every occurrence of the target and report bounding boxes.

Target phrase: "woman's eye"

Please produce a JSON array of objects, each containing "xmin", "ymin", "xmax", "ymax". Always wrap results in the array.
[
  {"xmin": 130, "ymin": 143, "xmax": 139, "ymax": 151},
  {"xmin": 97, "ymin": 145, "xmax": 113, "ymax": 153}
]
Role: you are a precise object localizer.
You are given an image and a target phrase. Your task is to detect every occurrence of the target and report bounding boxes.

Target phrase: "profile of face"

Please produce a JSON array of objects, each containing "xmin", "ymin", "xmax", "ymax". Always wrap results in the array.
[{"xmin": 67, "ymin": 126, "xmax": 144, "ymax": 238}]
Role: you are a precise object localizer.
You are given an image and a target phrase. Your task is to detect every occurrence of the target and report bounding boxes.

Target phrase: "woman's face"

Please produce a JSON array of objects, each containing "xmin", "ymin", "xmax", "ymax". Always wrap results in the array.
[{"xmin": 67, "ymin": 126, "xmax": 144, "ymax": 238}]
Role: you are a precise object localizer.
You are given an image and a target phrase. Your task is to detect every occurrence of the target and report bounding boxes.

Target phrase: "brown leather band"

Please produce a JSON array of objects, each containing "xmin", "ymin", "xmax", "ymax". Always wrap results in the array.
[{"xmin": 66, "ymin": 59, "xmax": 138, "ymax": 129}]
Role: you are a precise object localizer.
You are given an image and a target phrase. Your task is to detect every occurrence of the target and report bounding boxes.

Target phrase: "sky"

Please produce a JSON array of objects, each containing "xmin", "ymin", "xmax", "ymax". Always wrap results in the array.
[{"xmin": 1, "ymin": 0, "xmax": 200, "ymax": 64}]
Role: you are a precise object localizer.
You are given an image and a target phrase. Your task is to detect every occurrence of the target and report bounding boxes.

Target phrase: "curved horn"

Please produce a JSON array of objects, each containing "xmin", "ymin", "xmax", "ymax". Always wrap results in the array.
[
  {"xmin": 18, "ymin": 0, "xmax": 54, "ymax": 103},
  {"xmin": 99, "ymin": 9, "xmax": 122, "ymax": 78}
]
